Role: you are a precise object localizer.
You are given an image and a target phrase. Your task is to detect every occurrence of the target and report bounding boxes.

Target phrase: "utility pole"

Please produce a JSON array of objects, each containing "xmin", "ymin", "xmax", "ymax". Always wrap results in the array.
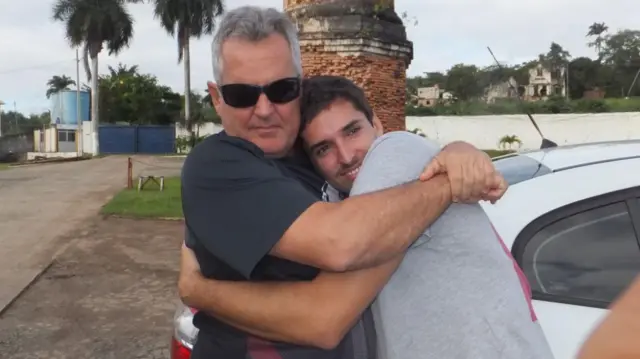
[
  {"xmin": 626, "ymin": 68, "xmax": 640, "ymax": 99},
  {"xmin": 76, "ymin": 48, "xmax": 84, "ymax": 156},
  {"xmin": 13, "ymin": 102, "xmax": 17, "ymax": 132},
  {"xmin": 565, "ymin": 63, "xmax": 570, "ymax": 100},
  {"xmin": 0, "ymin": 100, "xmax": 3, "ymax": 137}
]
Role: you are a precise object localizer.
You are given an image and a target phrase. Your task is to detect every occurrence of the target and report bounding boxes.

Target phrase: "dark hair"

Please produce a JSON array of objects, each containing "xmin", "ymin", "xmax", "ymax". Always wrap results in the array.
[{"xmin": 299, "ymin": 75, "xmax": 373, "ymax": 133}]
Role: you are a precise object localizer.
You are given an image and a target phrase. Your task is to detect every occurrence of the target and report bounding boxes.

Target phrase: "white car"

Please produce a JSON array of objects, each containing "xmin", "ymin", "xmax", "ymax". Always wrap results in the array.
[
  {"xmin": 172, "ymin": 140, "xmax": 640, "ymax": 359},
  {"xmin": 480, "ymin": 139, "xmax": 640, "ymax": 359}
]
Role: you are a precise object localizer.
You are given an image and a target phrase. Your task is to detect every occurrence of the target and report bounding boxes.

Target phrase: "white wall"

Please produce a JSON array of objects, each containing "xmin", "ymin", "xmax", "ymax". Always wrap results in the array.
[
  {"xmin": 184, "ymin": 112, "xmax": 640, "ymax": 150},
  {"xmin": 406, "ymin": 112, "xmax": 640, "ymax": 150},
  {"xmin": 72, "ymin": 112, "xmax": 640, "ymax": 154},
  {"xmin": 82, "ymin": 121, "xmax": 92, "ymax": 155},
  {"xmin": 176, "ymin": 123, "xmax": 224, "ymax": 138}
]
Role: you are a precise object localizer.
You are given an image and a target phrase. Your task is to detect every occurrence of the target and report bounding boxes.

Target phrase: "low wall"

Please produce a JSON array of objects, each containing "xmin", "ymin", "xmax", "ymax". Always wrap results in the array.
[
  {"xmin": 175, "ymin": 123, "xmax": 223, "ymax": 139},
  {"xmin": 174, "ymin": 112, "xmax": 640, "ymax": 151},
  {"xmin": 407, "ymin": 112, "xmax": 640, "ymax": 150},
  {"xmin": 26, "ymin": 152, "xmax": 78, "ymax": 161}
]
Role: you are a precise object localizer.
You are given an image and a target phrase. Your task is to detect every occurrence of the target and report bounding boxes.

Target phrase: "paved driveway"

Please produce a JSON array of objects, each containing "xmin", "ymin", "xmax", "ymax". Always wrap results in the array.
[
  {"xmin": 0, "ymin": 156, "xmax": 183, "ymax": 313},
  {"xmin": 0, "ymin": 217, "xmax": 183, "ymax": 359}
]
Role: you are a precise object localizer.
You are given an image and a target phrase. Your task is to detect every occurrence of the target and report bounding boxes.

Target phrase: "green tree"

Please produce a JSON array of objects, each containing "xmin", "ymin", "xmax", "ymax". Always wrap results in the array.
[
  {"xmin": 0, "ymin": 111, "xmax": 49, "ymax": 135},
  {"xmin": 152, "ymin": 0, "xmax": 225, "ymax": 140},
  {"xmin": 445, "ymin": 64, "xmax": 482, "ymax": 100},
  {"xmin": 567, "ymin": 57, "xmax": 604, "ymax": 98},
  {"xmin": 97, "ymin": 64, "xmax": 182, "ymax": 125},
  {"xmin": 52, "ymin": 0, "xmax": 142, "ymax": 155},
  {"xmin": 599, "ymin": 29, "xmax": 640, "ymax": 96},
  {"xmin": 544, "ymin": 42, "xmax": 572, "ymax": 81},
  {"xmin": 587, "ymin": 22, "xmax": 609, "ymax": 58},
  {"xmin": 46, "ymin": 75, "xmax": 76, "ymax": 99}
]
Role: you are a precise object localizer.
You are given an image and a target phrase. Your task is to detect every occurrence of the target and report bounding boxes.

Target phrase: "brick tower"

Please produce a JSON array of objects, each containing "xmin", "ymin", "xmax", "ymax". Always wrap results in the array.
[{"xmin": 284, "ymin": 0, "xmax": 413, "ymax": 132}]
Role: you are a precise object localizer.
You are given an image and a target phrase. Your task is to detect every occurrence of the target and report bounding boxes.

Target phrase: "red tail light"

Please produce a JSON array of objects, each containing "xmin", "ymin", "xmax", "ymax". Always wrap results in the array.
[
  {"xmin": 171, "ymin": 337, "xmax": 192, "ymax": 359},
  {"xmin": 171, "ymin": 303, "xmax": 198, "ymax": 359}
]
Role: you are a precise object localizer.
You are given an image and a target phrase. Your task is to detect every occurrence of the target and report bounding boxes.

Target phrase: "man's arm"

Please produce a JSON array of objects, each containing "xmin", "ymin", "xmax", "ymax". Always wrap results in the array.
[
  {"xmin": 181, "ymin": 133, "xmax": 484, "ymax": 348},
  {"xmin": 273, "ymin": 137, "xmax": 503, "ymax": 272},
  {"xmin": 180, "ymin": 243, "xmax": 403, "ymax": 350},
  {"xmin": 183, "ymin": 137, "xmax": 501, "ymax": 277},
  {"xmin": 273, "ymin": 175, "xmax": 452, "ymax": 271}
]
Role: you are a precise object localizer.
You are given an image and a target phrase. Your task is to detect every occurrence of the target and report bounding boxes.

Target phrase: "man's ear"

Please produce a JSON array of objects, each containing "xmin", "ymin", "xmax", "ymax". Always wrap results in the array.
[
  {"xmin": 207, "ymin": 81, "xmax": 222, "ymax": 109},
  {"xmin": 372, "ymin": 112, "xmax": 384, "ymax": 135}
]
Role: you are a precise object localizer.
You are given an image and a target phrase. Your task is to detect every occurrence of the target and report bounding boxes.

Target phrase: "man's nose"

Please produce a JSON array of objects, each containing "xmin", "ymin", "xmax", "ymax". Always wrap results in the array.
[
  {"xmin": 337, "ymin": 143, "xmax": 354, "ymax": 165},
  {"xmin": 253, "ymin": 93, "xmax": 274, "ymax": 118}
]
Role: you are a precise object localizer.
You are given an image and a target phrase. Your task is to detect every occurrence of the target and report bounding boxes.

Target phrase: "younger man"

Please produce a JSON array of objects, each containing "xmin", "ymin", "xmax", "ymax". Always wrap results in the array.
[{"xmin": 180, "ymin": 76, "xmax": 552, "ymax": 359}]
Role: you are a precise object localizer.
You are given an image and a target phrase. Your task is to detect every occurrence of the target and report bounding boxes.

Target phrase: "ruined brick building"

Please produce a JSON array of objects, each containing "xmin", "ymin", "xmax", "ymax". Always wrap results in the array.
[{"xmin": 284, "ymin": 0, "xmax": 413, "ymax": 132}]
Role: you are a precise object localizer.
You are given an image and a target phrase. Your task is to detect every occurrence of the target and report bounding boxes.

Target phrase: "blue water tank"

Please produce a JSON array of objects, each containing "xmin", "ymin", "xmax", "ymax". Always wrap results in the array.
[{"xmin": 50, "ymin": 90, "xmax": 90, "ymax": 125}]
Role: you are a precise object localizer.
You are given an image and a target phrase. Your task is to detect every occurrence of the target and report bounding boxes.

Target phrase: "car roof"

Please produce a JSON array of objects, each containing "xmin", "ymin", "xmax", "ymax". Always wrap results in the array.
[
  {"xmin": 485, "ymin": 141, "xmax": 640, "ymax": 246},
  {"xmin": 520, "ymin": 139, "xmax": 640, "ymax": 170},
  {"xmin": 493, "ymin": 140, "xmax": 640, "ymax": 185}
]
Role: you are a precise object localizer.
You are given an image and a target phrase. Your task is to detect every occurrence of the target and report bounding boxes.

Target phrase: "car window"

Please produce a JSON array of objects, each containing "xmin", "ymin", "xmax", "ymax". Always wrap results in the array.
[{"xmin": 521, "ymin": 201, "xmax": 640, "ymax": 304}]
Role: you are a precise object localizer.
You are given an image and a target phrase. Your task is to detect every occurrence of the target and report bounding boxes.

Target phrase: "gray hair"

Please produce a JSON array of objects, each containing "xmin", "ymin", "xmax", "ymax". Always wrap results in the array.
[{"xmin": 211, "ymin": 6, "xmax": 302, "ymax": 85}]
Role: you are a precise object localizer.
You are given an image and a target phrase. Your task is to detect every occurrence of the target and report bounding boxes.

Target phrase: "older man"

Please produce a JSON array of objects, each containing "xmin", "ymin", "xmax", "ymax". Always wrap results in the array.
[
  {"xmin": 181, "ymin": 75, "xmax": 554, "ymax": 359},
  {"xmin": 181, "ymin": 6, "xmax": 506, "ymax": 359}
]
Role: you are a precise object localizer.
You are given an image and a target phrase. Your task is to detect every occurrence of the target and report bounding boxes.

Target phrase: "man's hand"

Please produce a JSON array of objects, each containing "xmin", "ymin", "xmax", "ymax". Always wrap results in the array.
[
  {"xmin": 178, "ymin": 242, "xmax": 204, "ymax": 304},
  {"xmin": 420, "ymin": 141, "xmax": 507, "ymax": 203}
]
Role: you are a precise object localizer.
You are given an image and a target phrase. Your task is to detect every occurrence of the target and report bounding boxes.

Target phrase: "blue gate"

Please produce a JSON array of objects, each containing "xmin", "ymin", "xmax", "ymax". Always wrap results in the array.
[{"xmin": 98, "ymin": 125, "xmax": 175, "ymax": 154}]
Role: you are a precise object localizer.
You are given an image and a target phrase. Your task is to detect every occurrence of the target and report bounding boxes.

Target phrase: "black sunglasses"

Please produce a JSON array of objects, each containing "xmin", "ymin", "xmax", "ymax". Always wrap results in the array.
[{"xmin": 219, "ymin": 77, "xmax": 301, "ymax": 108}]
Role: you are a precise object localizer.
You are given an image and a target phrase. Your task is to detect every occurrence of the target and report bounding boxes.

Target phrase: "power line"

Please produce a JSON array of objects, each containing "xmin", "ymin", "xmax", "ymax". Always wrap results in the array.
[{"xmin": 0, "ymin": 59, "xmax": 75, "ymax": 75}]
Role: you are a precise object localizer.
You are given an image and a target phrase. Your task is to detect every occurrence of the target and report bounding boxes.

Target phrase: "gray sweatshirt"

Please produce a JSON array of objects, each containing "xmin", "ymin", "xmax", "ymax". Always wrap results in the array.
[{"xmin": 325, "ymin": 131, "xmax": 554, "ymax": 359}]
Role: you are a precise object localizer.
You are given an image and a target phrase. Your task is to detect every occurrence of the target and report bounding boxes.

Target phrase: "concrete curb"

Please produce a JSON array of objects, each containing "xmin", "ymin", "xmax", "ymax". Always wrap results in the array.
[
  {"xmin": 102, "ymin": 214, "xmax": 184, "ymax": 222},
  {"xmin": 0, "ymin": 233, "xmax": 84, "ymax": 317},
  {"xmin": 9, "ymin": 156, "xmax": 93, "ymax": 169},
  {"xmin": 0, "ymin": 260, "xmax": 56, "ymax": 317}
]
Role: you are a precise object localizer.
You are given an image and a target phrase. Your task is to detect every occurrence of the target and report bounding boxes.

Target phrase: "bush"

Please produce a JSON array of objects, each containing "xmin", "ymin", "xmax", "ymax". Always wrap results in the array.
[
  {"xmin": 572, "ymin": 99, "xmax": 610, "ymax": 113},
  {"xmin": 175, "ymin": 134, "xmax": 208, "ymax": 153}
]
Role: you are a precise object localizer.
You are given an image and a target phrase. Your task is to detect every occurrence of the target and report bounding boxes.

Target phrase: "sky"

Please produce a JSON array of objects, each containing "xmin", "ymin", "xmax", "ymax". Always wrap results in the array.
[{"xmin": 0, "ymin": 0, "xmax": 635, "ymax": 115}]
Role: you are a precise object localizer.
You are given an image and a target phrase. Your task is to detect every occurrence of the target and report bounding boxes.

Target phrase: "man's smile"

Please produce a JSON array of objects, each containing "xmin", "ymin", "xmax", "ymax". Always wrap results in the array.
[{"xmin": 341, "ymin": 164, "xmax": 361, "ymax": 181}]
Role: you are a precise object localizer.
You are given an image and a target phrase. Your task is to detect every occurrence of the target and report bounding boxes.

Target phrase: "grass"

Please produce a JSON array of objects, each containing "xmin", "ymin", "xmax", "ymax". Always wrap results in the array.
[
  {"xmin": 0, "ymin": 163, "xmax": 11, "ymax": 170},
  {"xmin": 101, "ymin": 150, "xmax": 511, "ymax": 219},
  {"xmin": 101, "ymin": 177, "xmax": 183, "ymax": 218}
]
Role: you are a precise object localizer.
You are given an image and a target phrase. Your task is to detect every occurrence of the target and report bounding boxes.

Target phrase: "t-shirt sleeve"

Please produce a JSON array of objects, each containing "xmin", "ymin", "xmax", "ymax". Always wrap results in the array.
[{"xmin": 181, "ymin": 139, "xmax": 319, "ymax": 279}]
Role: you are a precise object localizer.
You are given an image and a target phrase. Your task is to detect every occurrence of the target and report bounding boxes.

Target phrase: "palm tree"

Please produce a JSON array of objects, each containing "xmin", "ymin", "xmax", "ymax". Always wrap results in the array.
[
  {"xmin": 408, "ymin": 128, "xmax": 427, "ymax": 137},
  {"xmin": 202, "ymin": 88, "xmax": 212, "ymax": 107},
  {"xmin": 498, "ymin": 135, "xmax": 522, "ymax": 150},
  {"xmin": 153, "ymin": 0, "xmax": 225, "ymax": 140},
  {"xmin": 52, "ymin": 0, "xmax": 142, "ymax": 155},
  {"xmin": 587, "ymin": 22, "xmax": 609, "ymax": 59},
  {"xmin": 46, "ymin": 75, "xmax": 76, "ymax": 98}
]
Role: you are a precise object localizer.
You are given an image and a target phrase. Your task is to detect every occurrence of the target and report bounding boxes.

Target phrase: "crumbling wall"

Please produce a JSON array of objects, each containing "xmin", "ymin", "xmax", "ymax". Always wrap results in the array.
[
  {"xmin": 0, "ymin": 134, "xmax": 32, "ymax": 162},
  {"xmin": 285, "ymin": 0, "xmax": 413, "ymax": 132}
]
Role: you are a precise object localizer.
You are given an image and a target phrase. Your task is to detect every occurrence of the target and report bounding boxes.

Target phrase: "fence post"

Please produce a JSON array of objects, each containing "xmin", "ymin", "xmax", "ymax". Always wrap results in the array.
[{"xmin": 127, "ymin": 157, "xmax": 133, "ymax": 189}]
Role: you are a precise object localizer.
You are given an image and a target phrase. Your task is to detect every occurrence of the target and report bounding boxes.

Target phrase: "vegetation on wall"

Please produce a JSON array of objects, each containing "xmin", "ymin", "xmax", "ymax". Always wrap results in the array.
[
  {"xmin": 405, "ymin": 97, "xmax": 640, "ymax": 116},
  {"xmin": 407, "ymin": 23, "xmax": 640, "ymax": 116}
]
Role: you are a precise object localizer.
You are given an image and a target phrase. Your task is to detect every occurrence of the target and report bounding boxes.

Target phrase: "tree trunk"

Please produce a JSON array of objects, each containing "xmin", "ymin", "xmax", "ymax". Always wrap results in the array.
[
  {"xmin": 83, "ymin": 44, "xmax": 92, "ymax": 83},
  {"xmin": 183, "ymin": 35, "xmax": 193, "ymax": 145},
  {"xmin": 90, "ymin": 55, "xmax": 100, "ymax": 155}
]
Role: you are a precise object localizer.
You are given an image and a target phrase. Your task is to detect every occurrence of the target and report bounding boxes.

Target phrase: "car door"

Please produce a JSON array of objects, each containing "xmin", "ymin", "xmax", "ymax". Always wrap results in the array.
[{"xmin": 511, "ymin": 188, "xmax": 640, "ymax": 359}]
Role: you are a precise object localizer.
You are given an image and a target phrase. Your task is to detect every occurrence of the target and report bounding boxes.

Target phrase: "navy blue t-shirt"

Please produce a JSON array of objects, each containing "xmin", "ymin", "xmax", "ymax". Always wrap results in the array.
[{"xmin": 181, "ymin": 132, "xmax": 376, "ymax": 359}]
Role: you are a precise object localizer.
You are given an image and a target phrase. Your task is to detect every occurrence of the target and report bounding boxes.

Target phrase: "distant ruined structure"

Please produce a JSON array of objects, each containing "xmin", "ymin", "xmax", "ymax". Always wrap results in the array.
[{"xmin": 284, "ymin": 0, "xmax": 413, "ymax": 131}]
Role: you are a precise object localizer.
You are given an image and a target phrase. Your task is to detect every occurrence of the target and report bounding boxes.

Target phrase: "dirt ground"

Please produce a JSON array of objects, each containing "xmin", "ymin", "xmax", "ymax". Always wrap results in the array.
[
  {"xmin": 0, "ymin": 155, "xmax": 183, "ymax": 314},
  {"xmin": 0, "ymin": 217, "xmax": 184, "ymax": 359}
]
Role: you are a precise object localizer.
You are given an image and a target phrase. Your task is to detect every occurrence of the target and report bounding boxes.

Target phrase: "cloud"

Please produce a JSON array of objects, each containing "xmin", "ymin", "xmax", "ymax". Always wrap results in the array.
[{"xmin": 0, "ymin": 0, "xmax": 634, "ymax": 114}]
